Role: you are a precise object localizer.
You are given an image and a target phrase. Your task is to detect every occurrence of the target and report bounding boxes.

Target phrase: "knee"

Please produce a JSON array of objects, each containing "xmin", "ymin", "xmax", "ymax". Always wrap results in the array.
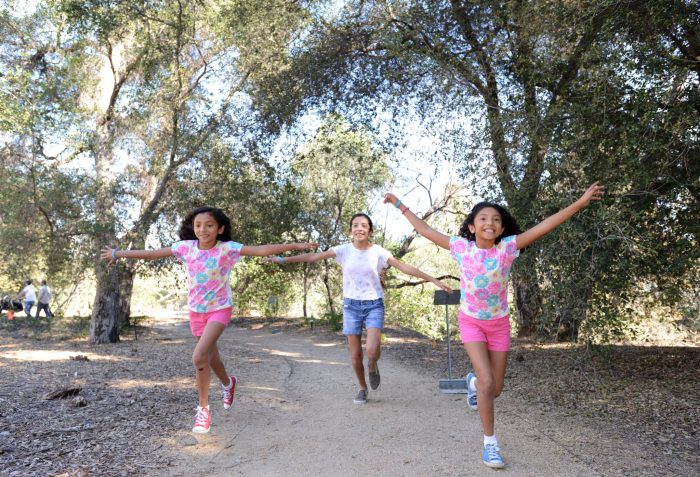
[
  {"xmin": 192, "ymin": 350, "xmax": 208, "ymax": 369},
  {"xmin": 366, "ymin": 346, "xmax": 381, "ymax": 363},
  {"xmin": 477, "ymin": 375, "xmax": 495, "ymax": 397}
]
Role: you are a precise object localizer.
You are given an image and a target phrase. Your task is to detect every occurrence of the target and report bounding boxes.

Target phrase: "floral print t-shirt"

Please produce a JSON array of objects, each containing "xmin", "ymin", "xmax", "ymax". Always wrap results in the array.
[
  {"xmin": 449, "ymin": 235, "xmax": 519, "ymax": 320},
  {"xmin": 171, "ymin": 240, "xmax": 243, "ymax": 313}
]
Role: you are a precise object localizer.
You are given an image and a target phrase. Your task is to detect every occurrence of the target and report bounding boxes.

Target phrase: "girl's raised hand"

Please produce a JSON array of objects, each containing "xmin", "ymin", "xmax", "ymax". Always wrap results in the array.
[
  {"xmin": 577, "ymin": 182, "xmax": 604, "ymax": 207},
  {"xmin": 100, "ymin": 246, "xmax": 116, "ymax": 265},
  {"xmin": 383, "ymin": 193, "xmax": 399, "ymax": 207}
]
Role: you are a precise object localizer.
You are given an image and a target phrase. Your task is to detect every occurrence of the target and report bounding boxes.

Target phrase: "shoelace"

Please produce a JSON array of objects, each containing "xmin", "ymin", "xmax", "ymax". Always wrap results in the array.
[
  {"xmin": 194, "ymin": 407, "xmax": 210, "ymax": 428},
  {"xmin": 223, "ymin": 386, "xmax": 233, "ymax": 400},
  {"xmin": 484, "ymin": 445, "xmax": 502, "ymax": 462}
]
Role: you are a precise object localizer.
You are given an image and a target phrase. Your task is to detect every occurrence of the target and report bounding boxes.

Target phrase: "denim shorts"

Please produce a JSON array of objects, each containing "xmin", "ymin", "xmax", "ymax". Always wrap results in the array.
[{"xmin": 342, "ymin": 298, "xmax": 385, "ymax": 335}]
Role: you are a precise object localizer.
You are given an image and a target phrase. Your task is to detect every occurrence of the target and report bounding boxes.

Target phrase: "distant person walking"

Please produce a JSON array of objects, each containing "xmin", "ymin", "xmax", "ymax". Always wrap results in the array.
[
  {"xmin": 36, "ymin": 280, "xmax": 54, "ymax": 319},
  {"xmin": 101, "ymin": 206, "xmax": 317, "ymax": 434},
  {"xmin": 18, "ymin": 280, "xmax": 36, "ymax": 318}
]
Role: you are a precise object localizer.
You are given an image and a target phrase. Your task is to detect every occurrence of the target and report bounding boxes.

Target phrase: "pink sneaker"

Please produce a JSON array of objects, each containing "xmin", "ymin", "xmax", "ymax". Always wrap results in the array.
[
  {"xmin": 222, "ymin": 375, "xmax": 237, "ymax": 409},
  {"xmin": 192, "ymin": 406, "xmax": 211, "ymax": 433}
]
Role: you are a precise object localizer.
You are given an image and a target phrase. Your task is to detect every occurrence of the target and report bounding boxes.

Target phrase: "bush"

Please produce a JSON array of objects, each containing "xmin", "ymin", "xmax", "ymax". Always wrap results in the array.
[{"xmin": 323, "ymin": 311, "xmax": 343, "ymax": 332}]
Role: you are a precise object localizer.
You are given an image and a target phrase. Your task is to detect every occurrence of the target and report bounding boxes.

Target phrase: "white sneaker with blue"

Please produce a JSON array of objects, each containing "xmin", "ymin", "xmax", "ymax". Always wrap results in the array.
[
  {"xmin": 483, "ymin": 443, "xmax": 505, "ymax": 468},
  {"xmin": 467, "ymin": 372, "xmax": 478, "ymax": 410}
]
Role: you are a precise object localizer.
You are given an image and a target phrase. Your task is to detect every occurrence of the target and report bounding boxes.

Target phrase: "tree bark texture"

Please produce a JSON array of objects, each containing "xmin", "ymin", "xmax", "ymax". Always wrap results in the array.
[{"xmin": 90, "ymin": 262, "xmax": 120, "ymax": 344}]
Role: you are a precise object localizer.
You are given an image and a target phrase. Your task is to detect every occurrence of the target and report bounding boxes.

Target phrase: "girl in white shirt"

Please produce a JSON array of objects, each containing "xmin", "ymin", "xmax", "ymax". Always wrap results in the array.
[{"xmin": 271, "ymin": 213, "xmax": 451, "ymax": 404}]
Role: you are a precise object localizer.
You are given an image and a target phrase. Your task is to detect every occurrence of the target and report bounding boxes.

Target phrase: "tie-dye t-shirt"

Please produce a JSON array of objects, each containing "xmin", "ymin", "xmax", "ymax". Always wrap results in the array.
[
  {"xmin": 449, "ymin": 235, "xmax": 519, "ymax": 320},
  {"xmin": 171, "ymin": 240, "xmax": 243, "ymax": 313},
  {"xmin": 332, "ymin": 243, "xmax": 392, "ymax": 300}
]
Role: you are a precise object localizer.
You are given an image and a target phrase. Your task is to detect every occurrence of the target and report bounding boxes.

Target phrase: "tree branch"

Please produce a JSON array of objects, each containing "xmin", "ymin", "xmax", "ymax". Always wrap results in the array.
[{"xmin": 388, "ymin": 274, "xmax": 460, "ymax": 289}]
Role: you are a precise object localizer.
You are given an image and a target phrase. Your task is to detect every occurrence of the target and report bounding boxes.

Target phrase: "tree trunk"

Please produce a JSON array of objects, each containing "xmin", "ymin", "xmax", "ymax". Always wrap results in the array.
[
  {"xmin": 90, "ymin": 119, "xmax": 120, "ymax": 343},
  {"xmin": 555, "ymin": 276, "xmax": 594, "ymax": 342},
  {"xmin": 302, "ymin": 263, "xmax": 309, "ymax": 318},
  {"xmin": 117, "ymin": 266, "xmax": 136, "ymax": 328},
  {"xmin": 322, "ymin": 260, "xmax": 336, "ymax": 315},
  {"xmin": 512, "ymin": 251, "xmax": 543, "ymax": 338},
  {"xmin": 90, "ymin": 262, "xmax": 120, "ymax": 343}
]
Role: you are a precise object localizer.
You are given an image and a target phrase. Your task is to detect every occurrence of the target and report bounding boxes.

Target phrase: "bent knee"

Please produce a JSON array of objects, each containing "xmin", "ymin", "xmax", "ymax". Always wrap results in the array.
[
  {"xmin": 192, "ymin": 350, "xmax": 209, "ymax": 367},
  {"xmin": 477, "ymin": 376, "xmax": 496, "ymax": 395}
]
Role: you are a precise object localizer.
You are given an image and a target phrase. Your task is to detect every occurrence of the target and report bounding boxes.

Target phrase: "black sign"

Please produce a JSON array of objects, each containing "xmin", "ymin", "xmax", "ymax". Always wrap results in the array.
[{"xmin": 433, "ymin": 290, "xmax": 461, "ymax": 305}]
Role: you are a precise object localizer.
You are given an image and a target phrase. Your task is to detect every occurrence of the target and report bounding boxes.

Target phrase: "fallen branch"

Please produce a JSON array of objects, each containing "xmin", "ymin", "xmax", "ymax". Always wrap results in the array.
[{"xmin": 43, "ymin": 386, "xmax": 81, "ymax": 400}]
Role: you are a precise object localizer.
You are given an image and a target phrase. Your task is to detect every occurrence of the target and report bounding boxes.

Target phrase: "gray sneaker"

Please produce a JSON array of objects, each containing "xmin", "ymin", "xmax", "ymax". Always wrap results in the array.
[
  {"xmin": 369, "ymin": 365, "xmax": 380, "ymax": 390},
  {"xmin": 353, "ymin": 389, "xmax": 368, "ymax": 405}
]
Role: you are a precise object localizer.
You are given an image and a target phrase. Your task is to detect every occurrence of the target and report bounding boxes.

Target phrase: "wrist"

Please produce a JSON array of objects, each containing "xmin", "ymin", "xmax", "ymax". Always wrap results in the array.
[
  {"xmin": 573, "ymin": 198, "xmax": 587, "ymax": 210},
  {"xmin": 277, "ymin": 256, "xmax": 286, "ymax": 264},
  {"xmin": 112, "ymin": 249, "xmax": 118, "ymax": 260},
  {"xmin": 394, "ymin": 198, "xmax": 402, "ymax": 209}
]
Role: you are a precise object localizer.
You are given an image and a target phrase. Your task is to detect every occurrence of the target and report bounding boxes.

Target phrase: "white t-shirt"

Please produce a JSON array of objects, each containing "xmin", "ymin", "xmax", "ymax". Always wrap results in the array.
[
  {"xmin": 22, "ymin": 284, "xmax": 36, "ymax": 302},
  {"xmin": 332, "ymin": 243, "xmax": 392, "ymax": 300},
  {"xmin": 38, "ymin": 285, "xmax": 52, "ymax": 304}
]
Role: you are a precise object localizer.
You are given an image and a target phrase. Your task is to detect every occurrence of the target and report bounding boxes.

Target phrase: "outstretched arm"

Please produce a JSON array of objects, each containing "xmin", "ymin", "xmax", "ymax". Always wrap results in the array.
[
  {"xmin": 268, "ymin": 249, "xmax": 336, "ymax": 264},
  {"xmin": 100, "ymin": 246, "xmax": 173, "ymax": 266},
  {"xmin": 241, "ymin": 242, "xmax": 318, "ymax": 257},
  {"xmin": 516, "ymin": 182, "xmax": 604, "ymax": 250},
  {"xmin": 387, "ymin": 257, "xmax": 453, "ymax": 292},
  {"xmin": 383, "ymin": 193, "xmax": 450, "ymax": 250}
]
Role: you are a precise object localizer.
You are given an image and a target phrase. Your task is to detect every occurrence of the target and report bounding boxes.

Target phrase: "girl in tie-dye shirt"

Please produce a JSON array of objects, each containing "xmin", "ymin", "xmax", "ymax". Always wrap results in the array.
[
  {"xmin": 101, "ymin": 206, "xmax": 316, "ymax": 434},
  {"xmin": 385, "ymin": 183, "xmax": 604, "ymax": 469}
]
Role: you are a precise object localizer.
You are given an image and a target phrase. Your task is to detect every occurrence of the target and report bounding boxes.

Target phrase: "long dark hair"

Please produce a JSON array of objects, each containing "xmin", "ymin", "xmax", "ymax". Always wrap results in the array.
[
  {"xmin": 178, "ymin": 206, "xmax": 233, "ymax": 242},
  {"xmin": 458, "ymin": 202, "xmax": 521, "ymax": 245}
]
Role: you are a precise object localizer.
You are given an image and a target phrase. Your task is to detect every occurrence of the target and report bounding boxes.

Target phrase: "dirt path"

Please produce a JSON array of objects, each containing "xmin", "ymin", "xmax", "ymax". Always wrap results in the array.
[
  {"xmin": 154, "ymin": 319, "xmax": 596, "ymax": 477},
  {"xmin": 2, "ymin": 315, "xmax": 696, "ymax": 476}
]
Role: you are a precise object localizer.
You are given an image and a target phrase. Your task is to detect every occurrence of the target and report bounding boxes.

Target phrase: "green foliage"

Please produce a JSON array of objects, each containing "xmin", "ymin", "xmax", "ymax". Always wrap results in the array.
[
  {"xmin": 232, "ymin": 258, "xmax": 297, "ymax": 317},
  {"xmin": 385, "ymin": 285, "xmax": 445, "ymax": 340},
  {"xmin": 285, "ymin": 114, "xmax": 391, "ymax": 313},
  {"xmin": 281, "ymin": 0, "xmax": 699, "ymax": 342},
  {"xmin": 323, "ymin": 310, "xmax": 342, "ymax": 332},
  {"xmin": 1, "ymin": 0, "xmax": 697, "ymax": 345}
]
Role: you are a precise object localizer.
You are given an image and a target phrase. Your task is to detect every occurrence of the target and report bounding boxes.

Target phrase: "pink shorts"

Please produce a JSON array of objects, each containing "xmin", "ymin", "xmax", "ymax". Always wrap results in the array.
[
  {"xmin": 189, "ymin": 307, "xmax": 232, "ymax": 337},
  {"xmin": 458, "ymin": 311, "xmax": 511, "ymax": 352}
]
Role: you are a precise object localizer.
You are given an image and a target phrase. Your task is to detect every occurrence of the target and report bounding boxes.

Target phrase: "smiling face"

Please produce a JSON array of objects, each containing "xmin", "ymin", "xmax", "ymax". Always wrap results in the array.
[
  {"xmin": 350, "ymin": 215, "xmax": 372, "ymax": 244},
  {"xmin": 468, "ymin": 206, "xmax": 505, "ymax": 246},
  {"xmin": 193, "ymin": 212, "xmax": 224, "ymax": 247}
]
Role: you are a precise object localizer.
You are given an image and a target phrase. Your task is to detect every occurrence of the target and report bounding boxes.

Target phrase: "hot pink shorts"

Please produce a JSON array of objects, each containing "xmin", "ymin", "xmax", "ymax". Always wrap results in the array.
[
  {"xmin": 189, "ymin": 307, "xmax": 232, "ymax": 337},
  {"xmin": 458, "ymin": 311, "xmax": 511, "ymax": 352}
]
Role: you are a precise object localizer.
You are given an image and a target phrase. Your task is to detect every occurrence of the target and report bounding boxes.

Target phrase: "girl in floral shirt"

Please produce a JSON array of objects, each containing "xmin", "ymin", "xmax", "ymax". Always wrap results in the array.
[
  {"xmin": 384, "ymin": 183, "xmax": 603, "ymax": 469},
  {"xmin": 101, "ymin": 206, "xmax": 316, "ymax": 434}
]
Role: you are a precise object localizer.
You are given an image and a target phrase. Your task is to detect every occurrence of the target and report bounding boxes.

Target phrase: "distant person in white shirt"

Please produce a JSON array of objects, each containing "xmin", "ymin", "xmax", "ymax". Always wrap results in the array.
[
  {"xmin": 270, "ymin": 213, "xmax": 452, "ymax": 405},
  {"xmin": 36, "ymin": 280, "xmax": 54, "ymax": 319},
  {"xmin": 19, "ymin": 279, "xmax": 36, "ymax": 318}
]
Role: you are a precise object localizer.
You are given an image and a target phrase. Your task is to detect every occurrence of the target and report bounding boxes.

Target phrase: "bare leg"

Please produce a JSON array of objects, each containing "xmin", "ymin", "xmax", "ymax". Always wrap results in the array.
[
  {"xmin": 208, "ymin": 343, "xmax": 231, "ymax": 385},
  {"xmin": 192, "ymin": 321, "xmax": 226, "ymax": 408},
  {"xmin": 347, "ymin": 335, "xmax": 367, "ymax": 389},
  {"xmin": 464, "ymin": 342, "xmax": 509, "ymax": 437},
  {"xmin": 365, "ymin": 328, "xmax": 382, "ymax": 372}
]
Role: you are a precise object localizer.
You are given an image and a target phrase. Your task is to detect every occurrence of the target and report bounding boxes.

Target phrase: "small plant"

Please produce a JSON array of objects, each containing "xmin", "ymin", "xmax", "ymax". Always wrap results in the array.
[
  {"xmin": 303, "ymin": 315, "xmax": 316, "ymax": 329},
  {"xmin": 323, "ymin": 311, "xmax": 343, "ymax": 332}
]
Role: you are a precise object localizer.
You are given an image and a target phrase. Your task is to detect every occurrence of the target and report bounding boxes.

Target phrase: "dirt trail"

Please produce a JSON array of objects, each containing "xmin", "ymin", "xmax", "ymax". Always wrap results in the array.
[{"xmin": 154, "ymin": 320, "xmax": 596, "ymax": 477}]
